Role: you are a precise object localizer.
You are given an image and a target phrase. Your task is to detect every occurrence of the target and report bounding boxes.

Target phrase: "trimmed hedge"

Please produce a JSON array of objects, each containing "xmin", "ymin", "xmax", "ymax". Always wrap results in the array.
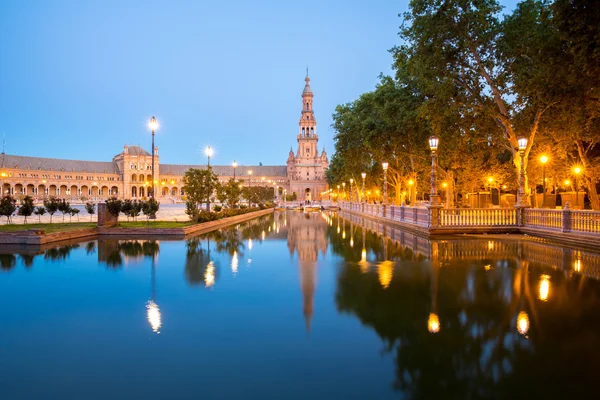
[{"xmin": 193, "ymin": 206, "xmax": 267, "ymax": 223}]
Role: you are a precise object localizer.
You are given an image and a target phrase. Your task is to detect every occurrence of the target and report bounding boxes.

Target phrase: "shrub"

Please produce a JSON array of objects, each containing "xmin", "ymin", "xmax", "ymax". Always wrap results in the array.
[
  {"xmin": 58, "ymin": 200, "xmax": 70, "ymax": 222},
  {"xmin": 213, "ymin": 205, "xmax": 222, "ymax": 212},
  {"xmin": 106, "ymin": 197, "xmax": 122, "ymax": 222},
  {"xmin": 18, "ymin": 195, "xmax": 35, "ymax": 223},
  {"xmin": 34, "ymin": 206, "xmax": 47, "ymax": 223},
  {"xmin": 43, "ymin": 197, "xmax": 60, "ymax": 223},
  {"xmin": 0, "ymin": 194, "xmax": 17, "ymax": 224},
  {"xmin": 121, "ymin": 199, "xmax": 133, "ymax": 220},
  {"xmin": 85, "ymin": 201, "xmax": 95, "ymax": 222},
  {"xmin": 195, "ymin": 211, "xmax": 220, "ymax": 223},
  {"xmin": 68, "ymin": 207, "xmax": 80, "ymax": 222},
  {"xmin": 142, "ymin": 197, "xmax": 160, "ymax": 223},
  {"xmin": 185, "ymin": 199, "xmax": 199, "ymax": 220}
]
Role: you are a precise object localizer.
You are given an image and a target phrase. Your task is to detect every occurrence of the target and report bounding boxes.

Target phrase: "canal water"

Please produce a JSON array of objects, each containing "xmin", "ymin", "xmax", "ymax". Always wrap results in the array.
[{"xmin": 1, "ymin": 211, "xmax": 600, "ymax": 399}]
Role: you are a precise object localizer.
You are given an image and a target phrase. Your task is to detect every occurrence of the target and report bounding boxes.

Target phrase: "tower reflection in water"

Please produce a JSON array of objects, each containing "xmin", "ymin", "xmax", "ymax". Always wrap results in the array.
[{"xmin": 285, "ymin": 211, "xmax": 329, "ymax": 332}]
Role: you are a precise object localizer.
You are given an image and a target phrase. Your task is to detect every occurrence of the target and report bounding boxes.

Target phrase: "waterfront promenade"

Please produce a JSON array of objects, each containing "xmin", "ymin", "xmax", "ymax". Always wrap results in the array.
[{"xmin": 339, "ymin": 202, "xmax": 600, "ymax": 247}]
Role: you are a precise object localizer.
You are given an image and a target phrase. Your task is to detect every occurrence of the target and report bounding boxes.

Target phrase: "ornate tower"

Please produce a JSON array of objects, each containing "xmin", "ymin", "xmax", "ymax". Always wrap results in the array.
[
  {"xmin": 298, "ymin": 74, "xmax": 318, "ymax": 158},
  {"xmin": 287, "ymin": 73, "xmax": 329, "ymax": 202}
]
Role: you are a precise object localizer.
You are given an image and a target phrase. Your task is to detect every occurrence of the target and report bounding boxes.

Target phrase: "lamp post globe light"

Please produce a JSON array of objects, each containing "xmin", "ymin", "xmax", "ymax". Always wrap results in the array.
[
  {"xmin": 382, "ymin": 162, "xmax": 389, "ymax": 204},
  {"xmin": 428, "ymin": 136, "xmax": 441, "ymax": 206},
  {"xmin": 516, "ymin": 137, "xmax": 530, "ymax": 207},
  {"xmin": 349, "ymin": 178, "xmax": 354, "ymax": 202},
  {"xmin": 361, "ymin": 172, "xmax": 366, "ymax": 203},
  {"xmin": 232, "ymin": 160, "xmax": 238, "ymax": 180},
  {"xmin": 205, "ymin": 146, "xmax": 214, "ymax": 167},
  {"xmin": 342, "ymin": 182, "xmax": 346, "ymax": 201},
  {"xmin": 149, "ymin": 116, "xmax": 159, "ymax": 198}
]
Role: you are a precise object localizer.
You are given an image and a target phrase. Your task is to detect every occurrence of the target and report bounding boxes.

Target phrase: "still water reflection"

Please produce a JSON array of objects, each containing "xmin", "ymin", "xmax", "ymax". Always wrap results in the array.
[{"xmin": 1, "ymin": 211, "xmax": 600, "ymax": 399}]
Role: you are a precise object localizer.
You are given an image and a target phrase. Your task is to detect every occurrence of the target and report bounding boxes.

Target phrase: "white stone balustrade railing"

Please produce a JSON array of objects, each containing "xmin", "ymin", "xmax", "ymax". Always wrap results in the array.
[
  {"xmin": 439, "ymin": 208, "xmax": 517, "ymax": 227},
  {"xmin": 338, "ymin": 202, "xmax": 600, "ymax": 236},
  {"xmin": 523, "ymin": 209, "xmax": 563, "ymax": 230}
]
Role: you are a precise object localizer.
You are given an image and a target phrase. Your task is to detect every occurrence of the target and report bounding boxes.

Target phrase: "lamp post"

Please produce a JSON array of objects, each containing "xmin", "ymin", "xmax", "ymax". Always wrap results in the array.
[
  {"xmin": 428, "ymin": 136, "xmax": 440, "ymax": 206},
  {"xmin": 205, "ymin": 146, "xmax": 213, "ymax": 167},
  {"xmin": 540, "ymin": 155, "xmax": 548, "ymax": 208},
  {"xmin": 573, "ymin": 166, "xmax": 582, "ymax": 208},
  {"xmin": 342, "ymin": 182, "xmax": 346, "ymax": 201},
  {"xmin": 516, "ymin": 136, "xmax": 530, "ymax": 207},
  {"xmin": 382, "ymin": 162, "xmax": 389, "ymax": 204},
  {"xmin": 337, "ymin": 184, "xmax": 340, "ymax": 203},
  {"xmin": 361, "ymin": 172, "xmax": 366, "ymax": 203},
  {"xmin": 232, "ymin": 160, "xmax": 238, "ymax": 180},
  {"xmin": 247, "ymin": 170, "xmax": 253, "ymax": 207},
  {"xmin": 205, "ymin": 146, "xmax": 214, "ymax": 211},
  {"xmin": 149, "ymin": 116, "xmax": 158, "ymax": 198},
  {"xmin": 349, "ymin": 178, "xmax": 354, "ymax": 202}
]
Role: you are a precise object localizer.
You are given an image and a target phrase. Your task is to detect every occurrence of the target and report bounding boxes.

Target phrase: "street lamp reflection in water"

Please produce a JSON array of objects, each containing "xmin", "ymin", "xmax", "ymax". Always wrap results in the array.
[
  {"xmin": 539, "ymin": 275, "xmax": 550, "ymax": 301},
  {"xmin": 205, "ymin": 261, "xmax": 215, "ymax": 287},
  {"xmin": 231, "ymin": 251, "xmax": 238, "ymax": 276},
  {"xmin": 517, "ymin": 311, "xmax": 530, "ymax": 336},
  {"xmin": 428, "ymin": 313, "xmax": 440, "ymax": 333},
  {"xmin": 378, "ymin": 261, "xmax": 393, "ymax": 289},
  {"xmin": 146, "ymin": 300, "xmax": 161, "ymax": 333}
]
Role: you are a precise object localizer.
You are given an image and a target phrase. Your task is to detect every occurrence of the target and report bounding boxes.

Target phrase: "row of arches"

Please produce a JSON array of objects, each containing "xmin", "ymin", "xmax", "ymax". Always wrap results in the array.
[
  {"xmin": 130, "ymin": 186, "xmax": 183, "ymax": 198},
  {"xmin": 131, "ymin": 174, "xmax": 154, "ymax": 183},
  {"xmin": 301, "ymin": 127, "xmax": 315, "ymax": 137},
  {"xmin": 2, "ymin": 183, "xmax": 118, "ymax": 198}
]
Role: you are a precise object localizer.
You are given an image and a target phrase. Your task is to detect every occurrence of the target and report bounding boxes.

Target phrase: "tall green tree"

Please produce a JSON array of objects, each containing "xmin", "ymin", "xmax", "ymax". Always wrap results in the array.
[
  {"xmin": 216, "ymin": 178, "xmax": 244, "ymax": 208},
  {"xmin": 183, "ymin": 168, "xmax": 219, "ymax": 212},
  {"xmin": 536, "ymin": 0, "xmax": 600, "ymax": 208},
  {"xmin": 396, "ymin": 0, "xmax": 558, "ymax": 194}
]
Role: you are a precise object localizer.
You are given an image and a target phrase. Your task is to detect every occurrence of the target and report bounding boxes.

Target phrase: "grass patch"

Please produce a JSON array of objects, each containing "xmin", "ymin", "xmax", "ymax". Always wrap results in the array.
[
  {"xmin": 116, "ymin": 220, "xmax": 194, "ymax": 229},
  {"xmin": 0, "ymin": 222, "xmax": 97, "ymax": 234}
]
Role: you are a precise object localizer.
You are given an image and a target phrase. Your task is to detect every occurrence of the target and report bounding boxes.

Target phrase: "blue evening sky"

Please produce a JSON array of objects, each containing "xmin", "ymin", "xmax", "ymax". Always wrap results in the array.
[{"xmin": 0, "ymin": 0, "xmax": 518, "ymax": 167}]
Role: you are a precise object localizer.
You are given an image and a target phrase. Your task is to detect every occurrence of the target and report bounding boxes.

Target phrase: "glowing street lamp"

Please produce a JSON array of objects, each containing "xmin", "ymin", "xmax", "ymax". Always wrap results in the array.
[
  {"xmin": 205, "ymin": 146, "xmax": 214, "ymax": 167},
  {"xmin": 428, "ymin": 136, "xmax": 440, "ymax": 206},
  {"xmin": 149, "ymin": 116, "xmax": 158, "ymax": 198},
  {"xmin": 361, "ymin": 172, "xmax": 366, "ymax": 203},
  {"xmin": 342, "ymin": 182, "xmax": 346, "ymax": 201},
  {"xmin": 382, "ymin": 162, "xmax": 389, "ymax": 204},
  {"xmin": 349, "ymin": 178, "xmax": 354, "ymax": 202},
  {"xmin": 516, "ymin": 136, "xmax": 530, "ymax": 207},
  {"xmin": 232, "ymin": 160, "xmax": 238, "ymax": 180}
]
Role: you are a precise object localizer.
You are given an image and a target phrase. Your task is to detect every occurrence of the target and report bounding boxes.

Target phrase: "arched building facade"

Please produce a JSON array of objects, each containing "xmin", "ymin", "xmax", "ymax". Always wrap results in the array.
[{"xmin": 0, "ymin": 75, "xmax": 328, "ymax": 202}]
